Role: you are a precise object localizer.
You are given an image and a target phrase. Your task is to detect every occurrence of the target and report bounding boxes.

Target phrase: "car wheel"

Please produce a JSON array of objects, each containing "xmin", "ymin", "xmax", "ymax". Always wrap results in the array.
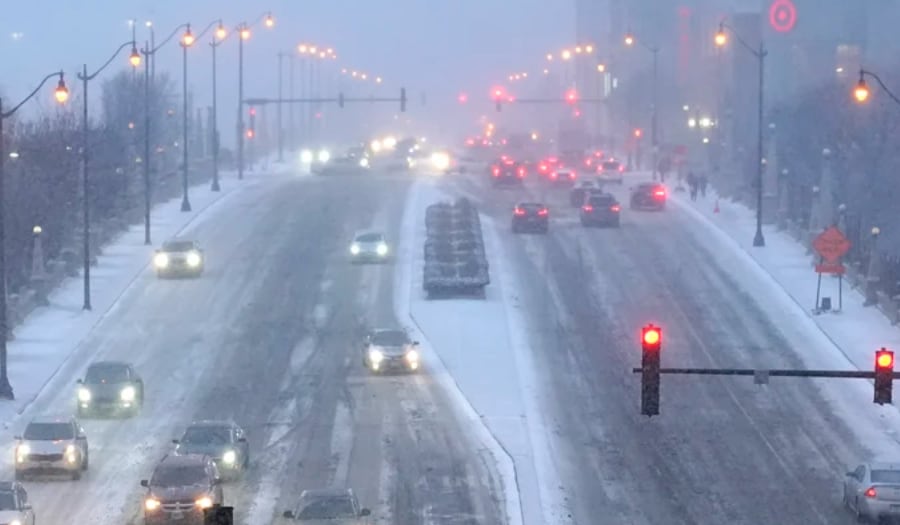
[{"xmin": 82, "ymin": 450, "xmax": 89, "ymax": 470}]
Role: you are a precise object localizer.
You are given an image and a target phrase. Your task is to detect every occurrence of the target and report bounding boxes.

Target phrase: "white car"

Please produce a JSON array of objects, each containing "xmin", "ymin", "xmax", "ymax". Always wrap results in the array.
[
  {"xmin": 153, "ymin": 240, "xmax": 204, "ymax": 278},
  {"xmin": 0, "ymin": 482, "xmax": 35, "ymax": 525},
  {"xmin": 362, "ymin": 329, "xmax": 420, "ymax": 373},
  {"xmin": 844, "ymin": 462, "xmax": 900, "ymax": 522},
  {"xmin": 349, "ymin": 232, "xmax": 390, "ymax": 263},
  {"xmin": 15, "ymin": 416, "xmax": 89, "ymax": 480}
]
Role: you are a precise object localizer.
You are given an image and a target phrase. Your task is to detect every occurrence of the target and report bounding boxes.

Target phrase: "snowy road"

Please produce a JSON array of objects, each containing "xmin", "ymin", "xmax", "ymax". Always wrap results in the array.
[
  {"xmin": 445, "ymin": 172, "xmax": 881, "ymax": 524},
  {"xmin": 3, "ymin": 172, "xmax": 503, "ymax": 524}
]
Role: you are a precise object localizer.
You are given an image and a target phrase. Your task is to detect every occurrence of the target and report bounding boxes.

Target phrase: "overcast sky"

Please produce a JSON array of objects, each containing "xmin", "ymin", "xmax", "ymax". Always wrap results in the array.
[{"xmin": 0, "ymin": 1, "xmax": 574, "ymax": 140}]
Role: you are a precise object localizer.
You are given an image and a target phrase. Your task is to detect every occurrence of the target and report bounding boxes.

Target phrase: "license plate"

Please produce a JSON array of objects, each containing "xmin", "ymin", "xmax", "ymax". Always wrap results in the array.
[{"xmin": 171, "ymin": 511, "xmax": 184, "ymax": 520}]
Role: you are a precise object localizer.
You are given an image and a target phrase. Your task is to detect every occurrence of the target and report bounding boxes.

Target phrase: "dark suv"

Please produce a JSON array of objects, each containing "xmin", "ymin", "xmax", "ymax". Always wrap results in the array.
[
  {"xmin": 630, "ymin": 182, "xmax": 667, "ymax": 211},
  {"xmin": 141, "ymin": 454, "xmax": 223, "ymax": 524},
  {"xmin": 581, "ymin": 193, "xmax": 621, "ymax": 227},
  {"xmin": 490, "ymin": 159, "xmax": 526, "ymax": 186}
]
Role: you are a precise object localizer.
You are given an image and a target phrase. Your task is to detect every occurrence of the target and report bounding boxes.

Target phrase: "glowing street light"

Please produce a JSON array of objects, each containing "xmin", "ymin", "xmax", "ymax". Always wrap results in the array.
[
  {"xmin": 624, "ymin": 33, "xmax": 635, "ymax": 46},
  {"xmin": 561, "ymin": 49, "xmax": 572, "ymax": 60}
]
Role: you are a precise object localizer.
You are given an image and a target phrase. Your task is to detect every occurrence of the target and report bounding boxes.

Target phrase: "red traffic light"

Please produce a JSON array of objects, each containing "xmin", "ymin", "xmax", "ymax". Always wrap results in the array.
[
  {"xmin": 249, "ymin": 107, "xmax": 257, "ymax": 116},
  {"xmin": 491, "ymin": 86, "xmax": 506, "ymax": 100},
  {"xmin": 877, "ymin": 349, "xmax": 894, "ymax": 369},
  {"xmin": 634, "ymin": 128, "xmax": 643, "ymax": 138},
  {"xmin": 246, "ymin": 129, "xmax": 255, "ymax": 139},
  {"xmin": 642, "ymin": 325, "xmax": 661, "ymax": 346},
  {"xmin": 565, "ymin": 88, "xmax": 579, "ymax": 104},
  {"xmin": 458, "ymin": 92, "xmax": 468, "ymax": 103}
]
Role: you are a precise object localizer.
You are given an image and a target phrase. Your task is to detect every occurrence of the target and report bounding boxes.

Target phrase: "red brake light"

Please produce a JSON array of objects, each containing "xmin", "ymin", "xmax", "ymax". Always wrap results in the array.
[
  {"xmin": 537, "ymin": 208, "xmax": 548, "ymax": 216},
  {"xmin": 582, "ymin": 205, "xmax": 593, "ymax": 212},
  {"xmin": 618, "ymin": 165, "xmax": 624, "ymax": 172},
  {"xmin": 569, "ymin": 172, "xmax": 576, "ymax": 179},
  {"xmin": 514, "ymin": 208, "xmax": 525, "ymax": 216},
  {"xmin": 551, "ymin": 172, "xmax": 558, "ymax": 179},
  {"xmin": 611, "ymin": 204, "xmax": 620, "ymax": 212},
  {"xmin": 518, "ymin": 167, "xmax": 526, "ymax": 177},
  {"xmin": 865, "ymin": 487, "xmax": 877, "ymax": 498},
  {"xmin": 504, "ymin": 159, "xmax": 514, "ymax": 165},
  {"xmin": 492, "ymin": 166, "xmax": 500, "ymax": 176},
  {"xmin": 654, "ymin": 189, "xmax": 666, "ymax": 197}
]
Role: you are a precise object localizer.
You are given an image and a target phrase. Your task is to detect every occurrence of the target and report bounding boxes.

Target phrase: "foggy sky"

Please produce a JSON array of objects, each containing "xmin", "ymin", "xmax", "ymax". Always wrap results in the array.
[{"xmin": 0, "ymin": 1, "xmax": 574, "ymax": 142}]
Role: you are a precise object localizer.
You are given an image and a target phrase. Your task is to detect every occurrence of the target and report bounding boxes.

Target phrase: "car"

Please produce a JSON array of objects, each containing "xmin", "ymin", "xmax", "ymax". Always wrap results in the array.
[
  {"xmin": 843, "ymin": 462, "xmax": 900, "ymax": 522},
  {"xmin": 282, "ymin": 488, "xmax": 371, "ymax": 522},
  {"xmin": 141, "ymin": 454, "xmax": 224, "ymax": 525},
  {"xmin": 0, "ymin": 482, "xmax": 35, "ymax": 525},
  {"xmin": 172, "ymin": 421, "xmax": 250, "ymax": 480},
  {"xmin": 581, "ymin": 193, "xmax": 621, "ymax": 227},
  {"xmin": 76, "ymin": 361, "xmax": 144, "ymax": 418},
  {"xmin": 318, "ymin": 151, "xmax": 370, "ymax": 175},
  {"xmin": 535, "ymin": 156, "xmax": 562, "ymax": 179},
  {"xmin": 596, "ymin": 159, "xmax": 625, "ymax": 183},
  {"xmin": 570, "ymin": 180, "xmax": 601, "ymax": 207},
  {"xmin": 153, "ymin": 239, "xmax": 204, "ymax": 278},
  {"xmin": 490, "ymin": 158, "xmax": 526, "ymax": 186},
  {"xmin": 549, "ymin": 167, "xmax": 577, "ymax": 186},
  {"xmin": 630, "ymin": 182, "xmax": 667, "ymax": 210},
  {"xmin": 349, "ymin": 232, "xmax": 390, "ymax": 263},
  {"xmin": 362, "ymin": 329, "xmax": 420, "ymax": 373},
  {"xmin": 511, "ymin": 203, "xmax": 549, "ymax": 234},
  {"xmin": 15, "ymin": 416, "xmax": 89, "ymax": 480}
]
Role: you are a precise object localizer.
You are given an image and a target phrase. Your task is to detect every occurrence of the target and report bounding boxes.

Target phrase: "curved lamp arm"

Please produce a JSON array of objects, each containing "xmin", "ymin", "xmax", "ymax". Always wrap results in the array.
[
  {"xmin": 145, "ymin": 23, "xmax": 190, "ymax": 55},
  {"xmin": 2, "ymin": 71, "xmax": 65, "ymax": 118},
  {"xmin": 861, "ymin": 69, "xmax": 900, "ymax": 106},
  {"xmin": 79, "ymin": 41, "xmax": 137, "ymax": 81}
]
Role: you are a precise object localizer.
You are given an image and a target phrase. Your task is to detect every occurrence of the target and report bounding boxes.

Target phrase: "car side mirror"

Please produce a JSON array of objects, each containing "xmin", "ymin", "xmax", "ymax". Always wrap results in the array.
[
  {"xmin": 282, "ymin": 510, "xmax": 295, "ymax": 519},
  {"xmin": 360, "ymin": 508, "xmax": 371, "ymax": 516},
  {"xmin": 171, "ymin": 439, "xmax": 179, "ymax": 445},
  {"xmin": 140, "ymin": 479, "xmax": 149, "ymax": 488}
]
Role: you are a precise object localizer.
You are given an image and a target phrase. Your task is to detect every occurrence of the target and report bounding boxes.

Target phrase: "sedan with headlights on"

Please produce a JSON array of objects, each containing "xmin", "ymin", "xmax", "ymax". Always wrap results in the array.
[
  {"xmin": 172, "ymin": 420, "xmax": 249, "ymax": 481},
  {"xmin": 76, "ymin": 361, "xmax": 143, "ymax": 417},
  {"xmin": 153, "ymin": 239, "xmax": 204, "ymax": 278},
  {"xmin": 362, "ymin": 329, "xmax": 420, "ymax": 373},
  {"xmin": 349, "ymin": 232, "xmax": 390, "ymax": 263}
]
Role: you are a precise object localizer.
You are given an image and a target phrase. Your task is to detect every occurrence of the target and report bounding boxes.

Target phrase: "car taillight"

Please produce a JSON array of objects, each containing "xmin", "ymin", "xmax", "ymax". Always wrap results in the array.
[
  {"xmin": 551, "ymin": 172, "xmax": 558, "ymax": 179},
  {"xmin": 865, "ymin": 487, "xmax": 877, "ymax": 498},
  {"xmin": 584, "ymin": 159, "xmax": 592, "ymax": 166},
  {"xmin": 537, "ymin": 208, "xmax": 548, "ymax": 216},
  {"xmin": 539, "ymin": 164, "xmax": 547, "ymax": 172},
  {"xmin": 492, "ymin": 166, "xmax": 500, "ymax": 176},
  {"xmin": 610, "ymin": 205, "xmax": 620, "ymax": 212},
  {"xmin": 582, "ymin": 205, "xmax": 593, "ymax": 212},
  {"xmin": 514, "ymin": 208, "xmax": 525, "ymax": 216},
  {"xmin": 569, "ymin": 172, "xmax": 576, "ymax": 179},
  {"xmin": 518, "ymin": 167, "xmax": 526, "ymax": 177},
  {"xmin": 618, "ymin": 165, "xmax": 624, "ymax": 172},
  {"xmin": 654, "ymin": 190, "xmax": 666, "ymax": 197}
]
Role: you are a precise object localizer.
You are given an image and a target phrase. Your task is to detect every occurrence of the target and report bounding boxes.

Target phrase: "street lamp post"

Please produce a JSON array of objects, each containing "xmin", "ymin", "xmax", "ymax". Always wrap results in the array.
[
  {"xmin": 0, "ymin": 71, "xmax": 69, "ymax": 399},
  {"xmin": 179, "ymin": 25, "xmax": 195, "ymax": 212},
  {"xmin": 77, "ymin": 41, "xmax": 141, "ymax": 311},
  {"xmin": 237, "ymin": 12, "xmax": 275, "ymax": 181},
  {"xmin": 715, "ymin": 22, "xmax": 767, "ymax": 247},
  {"xmin": 854, "ymin": 69, "xmax": 900, "ymax": 105},
  {"xmin": 141, "ymin": 22, "xmax": 191, "ymax": 244},
  {"xmin": 277, "ymin": 51, "xmax": 285, "ymax": 162},
  {"xmin": 624, "ymin": 33, "xmax": 660, "ymax": 181}
]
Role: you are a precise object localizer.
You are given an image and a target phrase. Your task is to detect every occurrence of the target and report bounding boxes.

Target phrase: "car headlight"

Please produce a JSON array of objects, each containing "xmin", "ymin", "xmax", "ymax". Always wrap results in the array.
[
  {"xmin": 317, "ymin": 149, "xmax": 330, "ymax": 163},
  {"xmin": 65, "ymin": 444, "xmax": 76, "ymax": 455},
  {"xmin": 10, "ymin": 519, "xmax": 22, "ymax": 525},
  {"xmin": 350, "ymin": 243, "xmax": 361, "ymax": 255},
  {"xmin": 223, "ymin": 450, "xmax": 236, "ymax": 465},
  {"xmin": 153, "ymin": 253, "xmax": 169, "ymax": 268},
  {"xmin": 65, "ymin": 444, "xmax": 78, "ymax": 463},
  {"xmin": 405, "ymin": 349, "xmax": 419, "ymax": 362},
  {"xmin": 145, "ymin": 498, "xmax": 161, "ymax": 511},
  {"xmin": 300, "ymin": 149, "xmax": 313, "ymax": 163},
  {"xmin": 186, "ymin": 251, "xmax": 202, "ymax": 268},
  {"xmin": 376, "ymin": 243, "xmax": 388, "ymax": 256},
  {"xmin": 16, "ymin": 444, "xmax": 30, "ymax": 461},
  {"xmin": 196, "ymin": 496, "xmax": 214, "ymax": 509},
  {"xmin": 431, "ymin": 152, "xmax": 450, "ymax": 170},
  {"xmin": 368, "ymin": 349, "xmax": 384, "ymax": 363},
  {"xmin": 359, "ymin": 157, "xmax": 369, "ymax": 168},
  {"xmin": 120, "ymin": 385, "xmax": 136, "ymax": 401},
  {"xmin": 78, "ymin": 387, "xmax": 92, "ymax": 402}
]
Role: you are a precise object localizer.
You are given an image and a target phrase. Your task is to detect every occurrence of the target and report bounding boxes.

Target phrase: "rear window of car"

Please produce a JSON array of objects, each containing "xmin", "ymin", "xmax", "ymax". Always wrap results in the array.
[
  {"xmin": 588, "ymin": 195, "xmax": 616, "ymax": 206},
  {"xmin": 355, "ymin": 233, "xmax": 383, "ymax": 243},
  {"xmin": 518, "ymin": 203, "xmax": 544, "ymax": 211},
  {"xmin": 872, "ymin": 470, "xmax": 900, "ymax": 483}
]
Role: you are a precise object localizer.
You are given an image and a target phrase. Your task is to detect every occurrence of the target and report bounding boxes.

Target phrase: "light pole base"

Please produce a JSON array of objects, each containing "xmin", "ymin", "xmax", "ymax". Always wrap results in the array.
[
  {"xmin": 753, "ymin": 229, "xmax": 766, "ymax": 247},
  {"xmin": 0, "ymin": 377, "xmax": 15, "ymax": 400},
  {"xmin": 181, "ymin": 197, "xmax": 192, "ymax": 212},
  {"xmin": 211, "ymin": 179, "xmax": 221, "ymax": 192}
]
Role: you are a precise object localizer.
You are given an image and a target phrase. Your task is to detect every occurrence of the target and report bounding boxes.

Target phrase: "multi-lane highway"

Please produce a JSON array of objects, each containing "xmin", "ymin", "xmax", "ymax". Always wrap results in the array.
[
  {"xmin": 2, "ymin": 172, "xmax": 503, "ymax": 525},
  {"xmin": 446, "ymin": 170, "xmax": 878, "ymax": 525}
]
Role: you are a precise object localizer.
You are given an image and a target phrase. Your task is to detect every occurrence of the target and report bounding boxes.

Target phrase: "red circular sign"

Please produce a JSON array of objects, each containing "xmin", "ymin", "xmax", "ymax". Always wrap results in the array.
[{"xmin": 769, "ymin": 0, "xmax": 797, "ymax": 32}]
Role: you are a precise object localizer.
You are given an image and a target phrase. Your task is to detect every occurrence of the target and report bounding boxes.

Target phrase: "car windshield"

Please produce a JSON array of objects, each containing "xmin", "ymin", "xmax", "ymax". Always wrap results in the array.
[
  {"xmin": 871, "ymin": 470, "xmax": 900, "ymax": 483},
  {"xmin": 299, "ymin": 497, "xmax": 356, "ymax": 519},
  {"xmin": 182, "ymin": 426, "xmax": 231, "ymax": 445},
  {"xmin": 151, "ymin": 465, "xmax": 208, "ymax": 486},
  {"xmin": 84, "ymin": 364, "xmax": 128, "ymax": 384},
  {"xmin": 24, "ymin": 422, "xmax": 74, "ymax": 440},
  {"xmin": 0, "ymin": 491, "xmax": 16, "ymax": 510},
  {"xmin": 162, "ymin": 241, "xmax": 195, "ymax": 252},
  {"xmin": 355, "ymin": 233, "xmax": 383, "ymax": 243},
  {"xmin": 372, "ymin": 331, "xmax": 408, "ymax": 346}
]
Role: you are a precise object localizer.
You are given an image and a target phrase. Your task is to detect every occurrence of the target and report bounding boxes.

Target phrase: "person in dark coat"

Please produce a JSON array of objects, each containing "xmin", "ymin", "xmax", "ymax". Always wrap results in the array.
[{"xmin": 699, "ymin": 173, "xmax": 708, "ymax": 197}]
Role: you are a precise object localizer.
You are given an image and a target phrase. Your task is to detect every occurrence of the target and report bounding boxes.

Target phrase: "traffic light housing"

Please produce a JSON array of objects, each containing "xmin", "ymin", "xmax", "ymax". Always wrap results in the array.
[
  {"xmin": 338, "ymin": 92, "xmax": 344, "ymax": 108},
  {"xmin": 641, "ymin": 324, "xmax": 661, "ymax": 416},
  {"xmin": 400, "ymin": 88, "xmax": 407, "ymax": 112},
  {"xmin": 491, "ymin": 87, "xmax": 505, "ymax": 112},
  {"xmin": 875, "ymin": 348, "xmax": 894, "ymax": 405}
]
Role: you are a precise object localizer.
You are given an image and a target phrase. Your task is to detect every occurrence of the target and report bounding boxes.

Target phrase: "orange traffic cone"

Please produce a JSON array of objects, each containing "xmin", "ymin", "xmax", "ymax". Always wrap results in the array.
[{"xmin": 713, "ymin": 199, "xmax": 720, "ymax": 213}]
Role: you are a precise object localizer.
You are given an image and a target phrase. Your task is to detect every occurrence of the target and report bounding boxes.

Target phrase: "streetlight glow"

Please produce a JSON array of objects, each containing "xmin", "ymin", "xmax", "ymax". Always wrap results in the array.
[
  {"xmin": 586, "ymin": 44, "xmax": 594, "ymax": 53},
  {"xmin": 546, "ymin": 53, "xmax": 553, "ymax": 61},
  {"xmin": 240, "ymin": 27, "xmax": 251, "ymax": 40},
  {"xmin": 624, "ymin": 34, "xmax": 635, "ymax": 46},
  {"xmin": 54, "ymin": 75, "xmax": 69, "ymax": 104},
  {"xmin": 215, "ymin": 24, "xmax": 227, "ymax": 40},
  {"xmin": 182, "ymin": 27, "xmax": 195, "ymax": 47},
  {"xmin": 376, "ymin": 77, "xmax": 382, "ymax": 83},
  {"xmin": 854, "ymin": 76, "xmax": 870, "ymax": 103},
  {"xmin": 298, "ymin": 44, "xmax": 307, "ymax": 53},
  {"xmin": 561, "ymin": 49, "xmax": 572, "ymax": 60},
  {"xmin": 714, "ymin": 29, "xmax": 727, "ymax": 47},
  {"xmin": 264, "ymin": 13, "xmax": 275, "ymax": 28},
  {"xmin": 597, "ymin": 63, "xmax": 606, "ymax": 73},
  {"xmin": 129, "ymin": 46, "xmax": 141, "ymax": 67}
]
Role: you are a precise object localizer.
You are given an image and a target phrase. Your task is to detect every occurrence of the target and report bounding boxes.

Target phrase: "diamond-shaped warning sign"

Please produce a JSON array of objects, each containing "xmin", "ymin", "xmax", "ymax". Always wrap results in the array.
[{"xmin": 813, "ymin": 227, "xmax": 851, "ymax": 263}]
